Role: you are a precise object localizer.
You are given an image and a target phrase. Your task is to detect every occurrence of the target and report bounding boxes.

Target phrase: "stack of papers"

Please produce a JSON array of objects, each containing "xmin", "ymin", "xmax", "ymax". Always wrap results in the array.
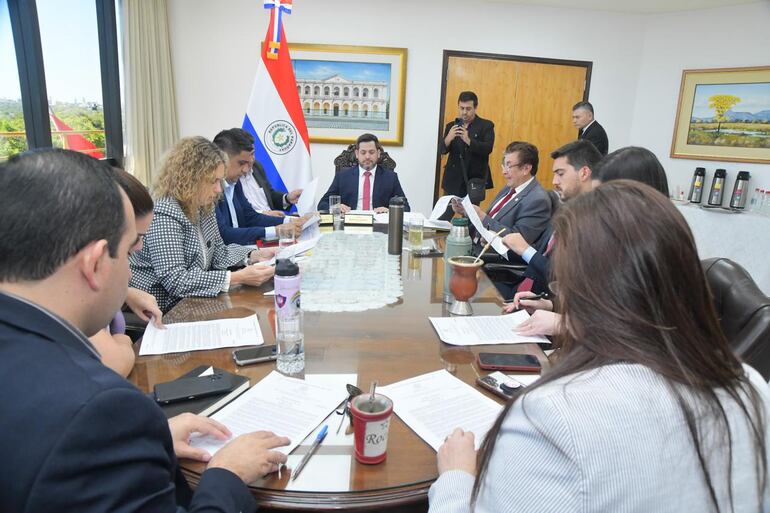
[
  {"xmin": 189, "ymin": 371, "xmax": 348, "ymax": 456},
  {"xmin": 429, "ymin": 310, "xmax": 550, "ymax": 346},
  {"xmin": 379, "ymin": 370, "xmax": 503, "ymax": 451},
  {"xmin": 139, "ymin": 314, "xmax": 264, "ymax": 356}
]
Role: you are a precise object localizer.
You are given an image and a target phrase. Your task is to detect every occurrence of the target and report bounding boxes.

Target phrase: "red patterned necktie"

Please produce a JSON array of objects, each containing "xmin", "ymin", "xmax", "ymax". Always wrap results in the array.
[
  {"xmin": 363, "ymin": 171, "xmax": 372, "ymax": 210},
  {"xmin": 487, "ymin": 188, "xmax": 515, "ymax": 218}
]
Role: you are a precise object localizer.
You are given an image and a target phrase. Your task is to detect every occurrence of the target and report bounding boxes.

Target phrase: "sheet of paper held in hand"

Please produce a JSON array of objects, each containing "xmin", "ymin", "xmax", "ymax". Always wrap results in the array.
[
  {"xmin": 461, "ymin": 195, "xmax": 509, "ymax": 259},
  {"xmin": 429, "ymin": 309, "xmax": 550, "ymax": 346},
  {"xmin": 295, "ymin": 178, "xmax": 319, "ymax": 216},
  {"xmin": 139, "ymin": 314, "xmax": 264, "ymax": 356},
  {"xmin": 379, "ymin": 370, "xmax": 503, "ymax": 451},
  {"xmin": 189, "ymin": 371, "xmax": 348, "ymax": 456}
]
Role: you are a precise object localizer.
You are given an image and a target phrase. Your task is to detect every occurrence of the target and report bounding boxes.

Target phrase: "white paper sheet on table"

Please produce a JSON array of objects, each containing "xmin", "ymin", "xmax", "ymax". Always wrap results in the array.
[
  {"xmin": 429, "ymin": 310, "xmax": 550, "ymax": 346},
  {"xmin": 284, "ymin": 454, "xmax": 352, "ymax": 491},
  {"xmin": 295, "ymin": 178, "xmax": 318, "ymax": 216},
  {"xmin": 303, "ymin": 373, "xmax": 357, "ymax": 446},
  {"xmin": 139, "ymin": 314, "xmax": 264, "ymax": 355},
  {"xmin": 461, "ymin": 195, "xmax": 508, "ymax": 259},
  {"xmin": 278, "ymin": 234, "xmax": 321, "ymax": 260},
  {"xmin": 189, "ymin": 371, "xmax": 348, "ymax": 456},
  {"xmin": 379, "ymin": 369, "xmax": 502, "ymax": 451}
]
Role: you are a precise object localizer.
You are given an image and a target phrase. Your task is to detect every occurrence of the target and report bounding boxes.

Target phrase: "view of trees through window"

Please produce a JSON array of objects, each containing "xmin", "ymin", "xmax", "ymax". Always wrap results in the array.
[{"xmin": 0, "ymin": 0, "xmax": 26, "ymax": 160}]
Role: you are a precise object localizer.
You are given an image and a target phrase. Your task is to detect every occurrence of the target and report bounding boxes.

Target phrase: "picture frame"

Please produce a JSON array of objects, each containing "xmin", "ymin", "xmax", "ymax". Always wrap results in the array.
[
  {"xmin": 670, "ymin": 66, "xmax": 770, "ymax": 164},
  {"xmin": 290, "ymin": 44, "xmax": 407, "ymax": 146}
]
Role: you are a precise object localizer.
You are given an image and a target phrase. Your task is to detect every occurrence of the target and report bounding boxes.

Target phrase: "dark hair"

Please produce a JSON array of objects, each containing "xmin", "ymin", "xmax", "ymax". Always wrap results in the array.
[
  {"xmin": 458, "ymin": 91, "xmax": 478, "ymax": 107},
  {"xmin": 0, "ymin": 149, "xmax": 125, "ymax": 282},
  {"xmin": 550, "ymin": 139, "xmax": 602, "ymax": 173},
  {"xmin": 213, "ymin": 128, "xmax": 255, "ymax": 156},
  {"xmin": 113, "ymin": 168, "xmax": 154, "ymax": 218},
  {"xmin": 572, "ymin": 100, "xmax": 594, "ymax": 114},
  {"xmin": 473, "ymin": 180, "xmax": 767, "ymax": 511},
  {"xmin": 503, "ymin": 141, "xmax": 539, "ymax": 176},
  {"xmin": 355, "ymin": 133, "xmax": 381, "ymax": 150},
  {"xmin": 594, "ymin": 146, "xmax": 670, "ymax": 197}
]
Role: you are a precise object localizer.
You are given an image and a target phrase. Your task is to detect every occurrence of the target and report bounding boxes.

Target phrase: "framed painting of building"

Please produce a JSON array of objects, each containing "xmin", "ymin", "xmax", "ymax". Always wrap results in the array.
[
  {"xmin": 290, "ymin": 44, "xmax": 407, "ymax": 146},
  {"xmin": 671, "ymin": 66, "xmax": 770, "ymax": 164}
]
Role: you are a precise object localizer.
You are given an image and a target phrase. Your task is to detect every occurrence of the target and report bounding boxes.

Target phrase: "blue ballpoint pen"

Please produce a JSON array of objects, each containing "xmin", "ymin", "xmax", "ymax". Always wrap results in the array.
[{"xmin": 291, "ymin": 425, "xmax": 328, "ymax": 481}]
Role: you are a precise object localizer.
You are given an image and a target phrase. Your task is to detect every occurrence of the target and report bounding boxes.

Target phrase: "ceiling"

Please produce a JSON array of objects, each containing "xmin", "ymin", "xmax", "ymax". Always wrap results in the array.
[{"xmin": 487, "ymin": 0, "xmax": 764, "ymax": 14}]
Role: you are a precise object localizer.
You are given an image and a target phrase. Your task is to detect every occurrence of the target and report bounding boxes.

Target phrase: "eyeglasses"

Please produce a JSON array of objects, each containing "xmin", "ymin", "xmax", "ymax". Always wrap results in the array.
[
  {"xmin": 502, "ymin": 162, "xmax": 523, "ymax": 171},
  {"xmin": 335, "ymin": 383, "xmax": 363, "ymax": 433}
]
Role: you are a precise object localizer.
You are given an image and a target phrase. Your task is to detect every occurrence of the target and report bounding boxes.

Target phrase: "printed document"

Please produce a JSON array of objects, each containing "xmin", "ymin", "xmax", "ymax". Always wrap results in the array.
[
  {"xmin": 295, "ymin": 178, "xmax": 318, "ymax": 216},
  {"xmin": 461, "ymin": 196, "xmax": 508, "ymax": 258},
  {"xmin": 139, "ymin": 314, "xmax": 264, "ymax": 355},
  {"xmin": 190, "ymin": 371, "xmax": 348, "ymax": 456},
  {"xmin": 379, "ymin": 370, "xmax": 502, "ymax": 451},
  {"xmin": 429, "ymin": 310, "xmax": 550, "ymax": 346}
]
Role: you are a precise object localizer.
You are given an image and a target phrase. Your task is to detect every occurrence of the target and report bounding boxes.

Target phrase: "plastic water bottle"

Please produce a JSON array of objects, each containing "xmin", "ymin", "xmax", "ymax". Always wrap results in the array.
[
  {"xmin": 274, "ymin": 259, "xmax": 303, "ymax": 374},
  {"xmin": 749, "ymin": 188, "xmax": 761, "ymax": 212},
  {"xmin": 764, "ymin": 190, "xmax": 770, "ymax": 217},
  {"xmin": 443, "ymin": 217, "xmax": 472, "ymax": 303}
]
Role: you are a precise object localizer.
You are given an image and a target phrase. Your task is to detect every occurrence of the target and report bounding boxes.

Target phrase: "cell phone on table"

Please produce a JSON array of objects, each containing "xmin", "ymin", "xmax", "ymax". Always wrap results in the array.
[
  {"xmin": 477, "ymin": 353, "xmax": 542, "ymax": 372},
  {"xmin": 476, "ymin": 372, "xmax": 522, "ymax": 400},
  {"xmin": 232, "ymin": 345, "xmax": 278, "ymax": 366},
  {"xmin": 154, "ymin": 373, "xmax": 239, "ymax": 404}
]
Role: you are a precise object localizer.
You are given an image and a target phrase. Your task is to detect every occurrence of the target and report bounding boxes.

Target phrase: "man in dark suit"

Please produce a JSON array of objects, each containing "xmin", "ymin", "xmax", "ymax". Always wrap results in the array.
[
  {"xmin": 440, "ymin": 91, "xmax": 495, "ymax": 203},
  {"xmin": 0, "ymin": 149, "xmax": 289, "ymax": 512},
  {"xmin": 452, "ymin": 141, "xmax": 552, "ymax": 261},
  {"xmin": 214, "ymin": 129, "xmax": 305, "ymax": 245},
  {"xmin": 318, "ymin": 133, "xmax": 410, "ymax": 212},
  {"xmin": 573, "ymin": 101, "xmax": 609, "ymax": 155}
]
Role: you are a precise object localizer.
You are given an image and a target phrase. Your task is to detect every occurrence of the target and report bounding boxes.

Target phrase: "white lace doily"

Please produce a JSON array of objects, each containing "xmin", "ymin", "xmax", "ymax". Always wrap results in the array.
[{"xmin": 300, "ymin": 231, "xmax": 403, "ymax": 312}]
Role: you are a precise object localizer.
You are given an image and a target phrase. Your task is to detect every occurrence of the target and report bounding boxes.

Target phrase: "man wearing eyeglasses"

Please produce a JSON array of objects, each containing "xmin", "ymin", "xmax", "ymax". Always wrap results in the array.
[{"xmin": 452, "ymin": 141, "xmax": 552, "ymax": 261}]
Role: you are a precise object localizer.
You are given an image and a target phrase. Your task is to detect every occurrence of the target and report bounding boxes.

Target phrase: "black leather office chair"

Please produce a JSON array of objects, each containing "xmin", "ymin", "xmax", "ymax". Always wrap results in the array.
[
  {"xmin": 702, "ymin": 257, "xmax": 770, "ymax": 380},
  {"xmin": 333, "ymin": 144, "xmax": 397, "ymax": 173}
]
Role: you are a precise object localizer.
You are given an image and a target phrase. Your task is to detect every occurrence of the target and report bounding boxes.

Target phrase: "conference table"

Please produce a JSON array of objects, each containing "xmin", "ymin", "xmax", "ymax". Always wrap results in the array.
[{"xmin": 129, "ymin": 232, "xmax": 549, "ymax": 512}]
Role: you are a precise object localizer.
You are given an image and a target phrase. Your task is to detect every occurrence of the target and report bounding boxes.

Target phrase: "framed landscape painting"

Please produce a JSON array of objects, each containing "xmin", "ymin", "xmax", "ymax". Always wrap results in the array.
[
  {"xmin": 290, "ymin": 44, "xmax": 407, "ymax": 146},
  {"xmin": 671, "ymin": 66, "xmax": 770, "ymax": 164}
]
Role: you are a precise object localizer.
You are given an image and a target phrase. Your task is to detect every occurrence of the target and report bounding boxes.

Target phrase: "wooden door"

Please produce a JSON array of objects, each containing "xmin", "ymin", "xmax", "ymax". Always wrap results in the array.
[{"xmin": 436, "ymin": 52, "xmax": 591, "ymax": 212}]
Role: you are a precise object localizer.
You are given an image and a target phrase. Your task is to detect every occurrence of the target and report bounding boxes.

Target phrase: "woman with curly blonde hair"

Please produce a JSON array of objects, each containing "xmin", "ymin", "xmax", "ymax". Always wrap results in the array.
[{"xmin": 130, "ymin": 136, "xmax": 276, "ymax": 312}]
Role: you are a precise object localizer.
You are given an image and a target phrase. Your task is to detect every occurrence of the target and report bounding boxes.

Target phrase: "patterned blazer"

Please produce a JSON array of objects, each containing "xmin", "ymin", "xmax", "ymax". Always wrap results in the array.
[{"xmin": 129, "ymin": 197, "xmax": 251, "ymax": 313}]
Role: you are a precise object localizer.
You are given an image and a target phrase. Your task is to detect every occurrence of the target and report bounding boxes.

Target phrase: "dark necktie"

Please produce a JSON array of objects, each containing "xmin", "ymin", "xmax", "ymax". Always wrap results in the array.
[{"xmin": 487, "ymin": 188, "xmax": 515, "ymax": 218}]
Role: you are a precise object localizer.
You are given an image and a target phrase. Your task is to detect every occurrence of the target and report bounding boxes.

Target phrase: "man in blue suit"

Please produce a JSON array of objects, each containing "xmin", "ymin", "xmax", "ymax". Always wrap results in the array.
[
  {"xmin": 317, "ymin": 133, "xmax": 410, "ymax": 213},
  {"xmin": 214, "ymin": 129, "xmax": 304, "ymax": 245},
  {"xmin": 0, "ymin": 149, "xmax": 289, "ymax": 512}
]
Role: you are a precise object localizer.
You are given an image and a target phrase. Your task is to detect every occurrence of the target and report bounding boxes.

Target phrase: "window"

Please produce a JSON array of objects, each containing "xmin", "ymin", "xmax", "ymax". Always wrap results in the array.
[{"xmin": 0, "ymin": 0, "xmax": 26, "ymax": 161}]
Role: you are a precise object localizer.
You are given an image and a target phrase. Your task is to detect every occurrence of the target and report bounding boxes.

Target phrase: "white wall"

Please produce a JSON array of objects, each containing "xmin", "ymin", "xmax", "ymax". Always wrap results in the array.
[
  {"xmin": 630, "ymin": 2, "xmax": 770, "ymax": 200},
  {"xmin": 168, "ymin": 0, "xmax": 646, "ymax": 215}
]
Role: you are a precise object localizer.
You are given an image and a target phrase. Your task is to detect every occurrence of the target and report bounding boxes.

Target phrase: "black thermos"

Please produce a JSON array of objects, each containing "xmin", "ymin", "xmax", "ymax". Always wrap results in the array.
[{"xmin": 388, "ymin": 197, "xmax": 404, "ymax": 255}]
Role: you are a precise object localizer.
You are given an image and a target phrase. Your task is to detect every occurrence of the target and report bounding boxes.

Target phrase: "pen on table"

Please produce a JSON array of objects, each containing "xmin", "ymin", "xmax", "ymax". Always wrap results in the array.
[{"xmin": 291, "ymin": 425, "xmax": 328, "ymax": 481}]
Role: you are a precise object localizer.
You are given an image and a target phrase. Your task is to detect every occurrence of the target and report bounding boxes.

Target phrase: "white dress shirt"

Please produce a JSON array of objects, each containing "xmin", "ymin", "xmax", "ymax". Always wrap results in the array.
[{"xmin": 239, "ymin": 173, "xmax": 272, "ymax": 212}]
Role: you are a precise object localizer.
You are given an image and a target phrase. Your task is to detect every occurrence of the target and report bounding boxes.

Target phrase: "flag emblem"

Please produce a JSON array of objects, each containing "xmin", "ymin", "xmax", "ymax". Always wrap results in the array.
[{"xmin": 264, "ymin": 120, "xmax": 297, "ymax": 155}]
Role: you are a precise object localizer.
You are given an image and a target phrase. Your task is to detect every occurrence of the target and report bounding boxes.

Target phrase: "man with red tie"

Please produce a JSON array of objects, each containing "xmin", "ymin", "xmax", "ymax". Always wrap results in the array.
[
  {"xmin": 317, "ymin": 133, "xmax": 410, "ymax": 213},
  {"xmin": 452, "ymin": 141, "xmax": 551, "ymax": 262}
]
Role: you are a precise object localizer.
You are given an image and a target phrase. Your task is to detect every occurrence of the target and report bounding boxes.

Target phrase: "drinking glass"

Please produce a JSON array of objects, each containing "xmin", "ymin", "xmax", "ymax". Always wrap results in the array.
[
  {"xmin": 329, "ymin": 195, "xmax": 343, "ymax": 230},
  {"xmin": 408, "ymin": 217, "xmax": 424, "ymax": 251},
  {"xmin": 276, "ymin": 223, "xmax": 296, "ymax": 261}
]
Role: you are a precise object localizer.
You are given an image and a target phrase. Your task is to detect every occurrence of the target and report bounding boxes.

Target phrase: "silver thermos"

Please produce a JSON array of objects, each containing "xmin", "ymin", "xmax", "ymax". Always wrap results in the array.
[
  {"xmin": 688, "ymin": 167, "xmax": 706, "ymax": 203},
  {"xmin": 708, "ymin": 168, "xmax": 727, "ymax": 206},
  {"xmin": 729, "ymin": 171, "xmax": 751, "ymax": 209},
  {"xmin": 388, "ymin": 197, "xmax": 404, "ymax": 255}
]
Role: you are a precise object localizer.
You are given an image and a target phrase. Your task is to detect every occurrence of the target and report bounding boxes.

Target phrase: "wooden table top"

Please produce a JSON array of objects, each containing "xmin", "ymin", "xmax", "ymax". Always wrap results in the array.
[{"xmin": 129, "ymin": 234, "xmax": 548, "ymax": 511}]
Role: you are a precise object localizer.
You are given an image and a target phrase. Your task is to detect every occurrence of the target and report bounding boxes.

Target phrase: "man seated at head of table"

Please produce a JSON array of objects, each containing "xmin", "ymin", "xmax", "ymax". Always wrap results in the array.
[
  {"xmin": 317, "ymin": 132, "xmax": 410, "ymax": 213},
  {"xmin": 429, "ymin": 180, "xmax": 770, "ymax": 513},
  {"xmin": 130, "ymin": 136, "xmax": 276, "ymax": 313},
  {"xmin": 213, "ymin": 128, "xmax": 306, "ymax": 245},
  {"xmin": 450, "ymin": 141, "xmax": 552, "ymax": 261},
  {"xmin": 0, "ymin": 148, "xmax": 290, "ymax": 512}
]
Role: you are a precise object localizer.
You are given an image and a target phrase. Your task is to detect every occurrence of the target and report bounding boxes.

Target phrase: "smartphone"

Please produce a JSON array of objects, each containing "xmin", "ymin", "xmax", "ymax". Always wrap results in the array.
[
  {"xmin": 476, "ymin": 372, "xmax": 522, "ymax": 400},
  {"xmin": 454, "ymin": 117, "xmax": 464, "ymax": 126},
  {"xmin": 477, "ymin": 353, "xmax": 542, "ymax": 372},
  {"xmin": 232, "ymin": 345, "xmax": 278, "ymax": 366},
  {"xmin": 154, "ymin": 374, "xmax": 238, "ymax": 404}
]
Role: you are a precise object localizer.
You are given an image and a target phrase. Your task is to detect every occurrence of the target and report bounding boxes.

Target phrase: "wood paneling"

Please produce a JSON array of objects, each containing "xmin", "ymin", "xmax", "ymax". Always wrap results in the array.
[{"xmin": 438, "ymin": 53, "xmax": 590, "ymax": 212}]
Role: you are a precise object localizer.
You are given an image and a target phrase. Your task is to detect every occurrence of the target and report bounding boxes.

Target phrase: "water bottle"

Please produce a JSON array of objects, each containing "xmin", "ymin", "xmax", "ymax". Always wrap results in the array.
[
  {"xmin": 388, "ymin": 197, "xmax": 404, "ymax": 255},
  {"xmin": 729, "ymin": 171, "xmax": 750, "ymax": 209},
  {"xmin": 707, "ymin": 168, "xmax": 726, "ymax": 206},
  {"xmin": 764, "ymin": 190, "xmax": 770, "ymax": 217},
  {"xmin": 443, "ymin": 217, "xmax": 472, "ymax": 303},
  {"xmin": 749, "ymin": 188, "xmax": 761, "ymax": 212},
  {"xmin": 274, "ymin": 258, "xmax": 304, "ymax": 374},
  {"xmin": 688, "ymin": 167, "xmax": 706, "ymax": 203}
]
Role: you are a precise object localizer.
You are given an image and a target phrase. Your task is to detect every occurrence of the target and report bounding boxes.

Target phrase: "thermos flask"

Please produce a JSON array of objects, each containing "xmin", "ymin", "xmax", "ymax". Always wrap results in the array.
[
  {"xmin": 729, "ymin": 171, "xmax": 751, "ymax": 209},
  {"xmin": 388, "ymin": 197, "xmax": 404, "ymax": 255},
  {"xmin": 443, "ymin": 217, "xmax": 472, "ymax": 303},
  {"xmin": 708, "ymin": 168, "xmax": 727, "ymax": 206},
  {"xmin": 688, "ymin": 167, "xmax": 706, "ymax": 203}
]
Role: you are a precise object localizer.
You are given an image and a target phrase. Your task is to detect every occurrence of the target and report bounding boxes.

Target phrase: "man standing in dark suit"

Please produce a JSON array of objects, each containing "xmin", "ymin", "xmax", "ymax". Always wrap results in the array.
[
  {"xmin": 573, "ymin": 101, "xmax": 609, "ymax": 155},
  {"xmin": 318, "ymin": 133, "xmax": 410, "ymax": 213},
  {"xmin": 0, "ymin": 149, "xmax": 289, "ymax": 512},
  {"xmin": 440, "ymin": 91, "xmax": 495, "ymax": 203},
  {"xmin": 452, "ymin": 141, "xmax": 552, "ymax": 261}
]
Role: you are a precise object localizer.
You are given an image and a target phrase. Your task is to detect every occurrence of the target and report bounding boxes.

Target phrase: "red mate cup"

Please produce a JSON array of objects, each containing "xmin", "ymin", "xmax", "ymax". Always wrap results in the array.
[{"xmin": 350, "ymin": 393, "xmax": 393, "ymax": 464}]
